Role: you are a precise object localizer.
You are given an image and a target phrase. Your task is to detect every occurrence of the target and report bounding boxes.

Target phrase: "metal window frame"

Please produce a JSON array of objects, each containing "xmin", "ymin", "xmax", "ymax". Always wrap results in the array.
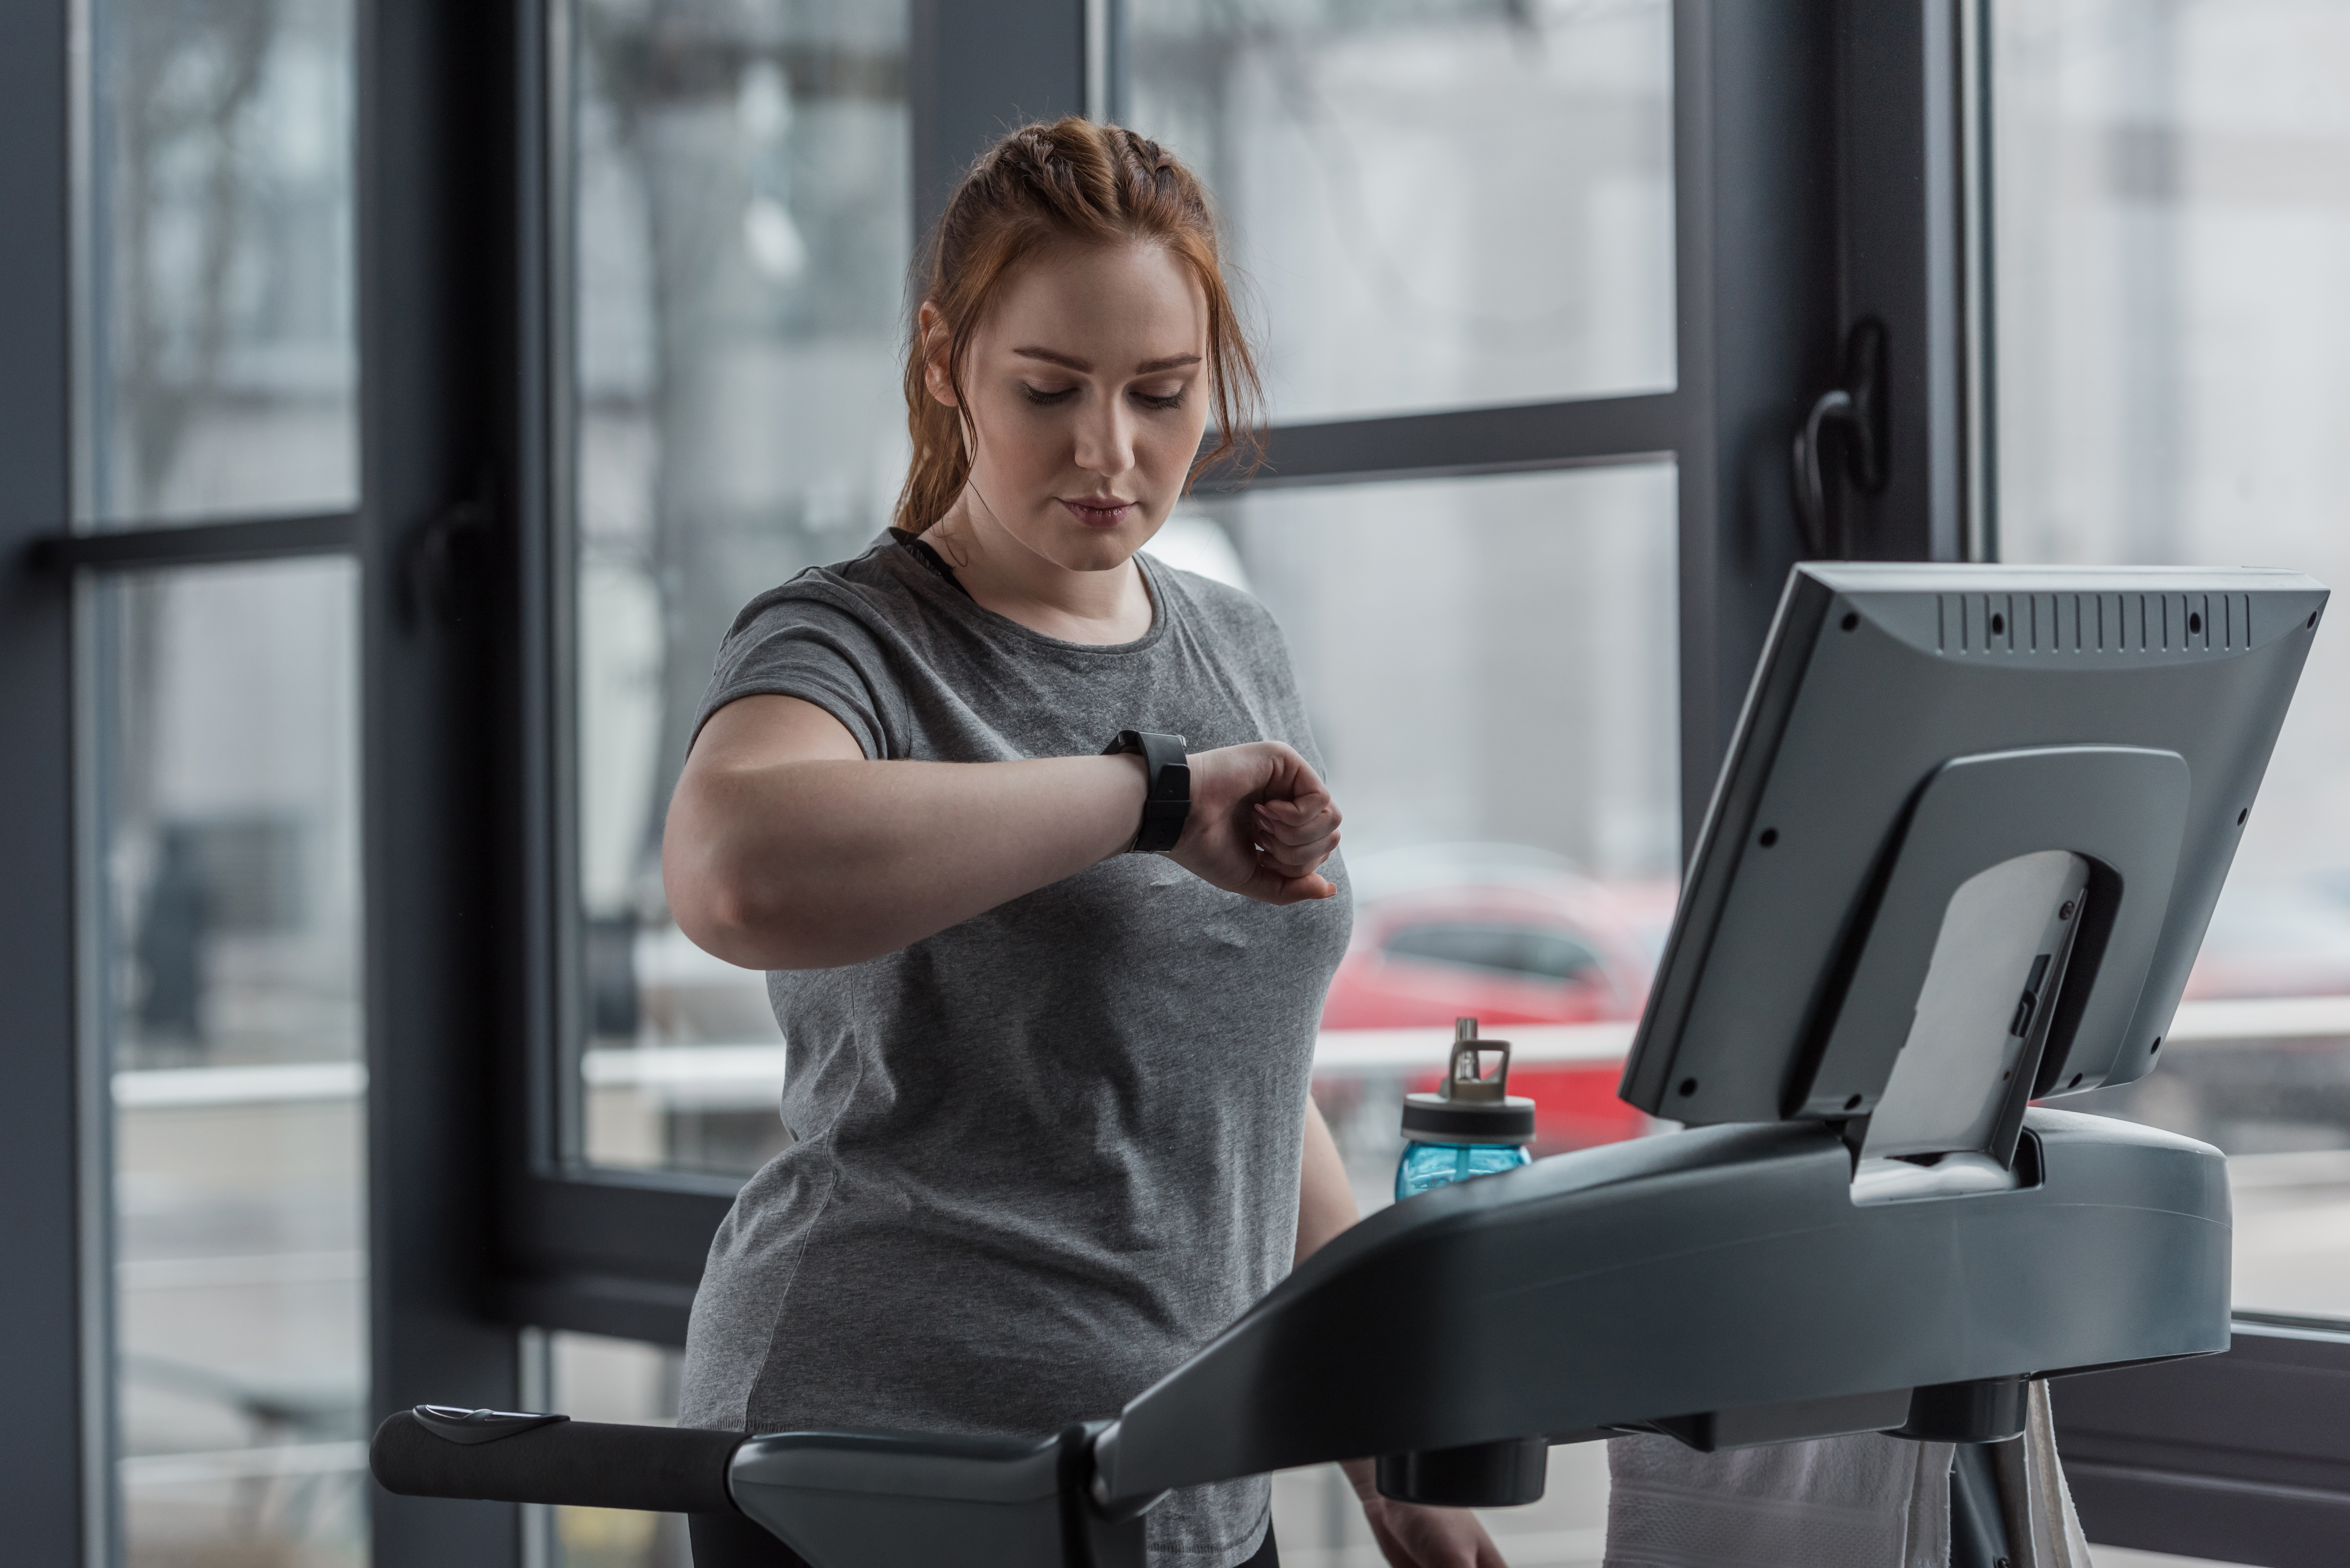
[
  {"xmin": 8, "ymin": 0, "xmax": 2344, "ymax": 1564},
  {"xmin": 0, "ymin": 4, "xmax": 84, "ymax": 1561},
  {"xmin": 353, "ymin": 1, "xmax": 537, "ymax": 1562},
  {"xmin": 2059, "ymin": 1320, "xmax": 2350, "ymax": 1568}
]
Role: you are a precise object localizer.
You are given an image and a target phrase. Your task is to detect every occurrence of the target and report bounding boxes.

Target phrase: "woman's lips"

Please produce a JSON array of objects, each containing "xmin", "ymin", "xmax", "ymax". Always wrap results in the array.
[{"xmin": 1059, "ymin": 498, "xmax": 1135, "ymax": 529}]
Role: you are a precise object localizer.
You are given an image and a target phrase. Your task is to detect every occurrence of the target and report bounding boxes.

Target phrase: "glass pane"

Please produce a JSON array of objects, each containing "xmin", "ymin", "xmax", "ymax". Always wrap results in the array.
[
  {"xmin": 1994, "ymin": 0, "xmax": 2350, "ymax": 1316},
  {"xmin": 1209, "ymin": 462, "xmax": 1679, "ymax": 1216},
  {"xmin": 83, "ymin": 0, "xmax": 358, "ymax": 527},
  {"xmin": 1126, "ymin": 0, "xmax": 1676, "ymax": 422},
  {"xmin": 568, "ymin": 0, "xmax": 911, "ymax": 1174},
  {"xmin": 545, "ymin": 1333, "xmax": 689, "ymax": 1568},
  {"xmin": 94, "ymin": 558, "xmax": 368, "ymax": 1564}
]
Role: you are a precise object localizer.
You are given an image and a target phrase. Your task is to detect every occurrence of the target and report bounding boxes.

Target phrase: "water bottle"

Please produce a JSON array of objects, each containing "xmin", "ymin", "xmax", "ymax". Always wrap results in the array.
[{"xmin": 1394, "ymin": 1018, "xmax": 1536, "ymax": 1201}]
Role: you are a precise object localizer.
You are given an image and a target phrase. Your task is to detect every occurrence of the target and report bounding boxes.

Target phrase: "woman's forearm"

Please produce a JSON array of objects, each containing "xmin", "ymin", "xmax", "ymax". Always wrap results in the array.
[
  {"xmin": 1295, "ymin": 1097, "xmax": 1360, "ymax": 1266},
  {"xmin": 667, "ymin": 693, "xmax": 1340, "ymax": 971},
  {"xmin": 668, "ymin": 752, "xmax": 1147, "ymax": 969}
]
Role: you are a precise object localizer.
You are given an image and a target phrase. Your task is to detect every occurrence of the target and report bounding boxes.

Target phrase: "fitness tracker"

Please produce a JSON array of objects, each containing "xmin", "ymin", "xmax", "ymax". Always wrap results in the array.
[{"xmin": 1102, "ymin": 730, "xmax": 1191, "ymax": 853}]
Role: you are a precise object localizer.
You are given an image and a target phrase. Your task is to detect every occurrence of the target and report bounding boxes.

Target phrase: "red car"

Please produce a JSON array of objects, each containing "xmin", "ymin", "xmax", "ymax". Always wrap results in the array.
[{"xmin": 1320, "ymin": 868, "xmax": 1674, "ymax": 1150}]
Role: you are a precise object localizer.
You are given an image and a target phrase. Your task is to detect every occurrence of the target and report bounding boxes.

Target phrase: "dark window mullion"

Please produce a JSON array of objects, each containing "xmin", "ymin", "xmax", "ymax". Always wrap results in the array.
[
  {"xmin": 40, "ymin": 510, "xmax": 360, "ymax": 571},
  {"xmin": 502, "ymin": 1172, "xmax": 735, "ymax": 1347},
  {"xmin": 0, "ymin": 0, "xmax": 80, "ymax": 1558},
  {"xmin": 1201, "ymin": 392, "xmax": 1682, "ymax": 494}
]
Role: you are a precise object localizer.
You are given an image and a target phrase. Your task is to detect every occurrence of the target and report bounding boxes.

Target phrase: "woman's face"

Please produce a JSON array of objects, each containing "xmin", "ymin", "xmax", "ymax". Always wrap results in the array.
[{"xmin": 925, "ymin": 239, "xmax": 1212, "ymax": 574}]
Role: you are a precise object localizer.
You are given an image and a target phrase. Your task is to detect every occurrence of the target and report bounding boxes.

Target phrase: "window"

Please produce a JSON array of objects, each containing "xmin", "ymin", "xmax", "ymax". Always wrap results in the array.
[
  {"xmin": 540, "ymin": 1331, "xmax": 688, "ymax": 1568},
  {"xmin": 23, "ymin": 3, "xmax": 2250, "ymax": 1564},
  {"xmin": 1127, "ymin": 0, "xmax": 1676, "ymax": 420},
  {"xmin": 1994, "ymin": 0, "xmax": 2350, "ymax": 1321},
  {"xmin": 511, "ymin": 0, "xmax": 1865, "ymax": 1356},
  {"xmin": 82, "ymin": 0, "xmax": 358, "ymax": 526},
  {"xmin": 91, "ymin": 557, "xmax": 368, "ymax": 1568},
  {"xmin": 1991, "ymin": 6, "xmax": 2350, "ymax": 1559},
  {"xmin": 49, "ymin": 4, "xmax": 371, "ymax": 1565},
  {"xmin": 564, "ymin": 0, "xmax": 913, "ymax": 1179},
  {"xmin": 1222, "ymin": 464, "xmax": 1679, "ymax": 1190}
]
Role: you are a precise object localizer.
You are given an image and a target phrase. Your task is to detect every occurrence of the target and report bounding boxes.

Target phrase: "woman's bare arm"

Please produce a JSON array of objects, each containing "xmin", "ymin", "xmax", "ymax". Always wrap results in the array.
[
  {"xmin": 1296, "ymin": 1096, "xmax": 1358, "ymax": 1267},
  {"xmin": 664, "ymin": 694, "xmax": 1342, "ymax": 970}
]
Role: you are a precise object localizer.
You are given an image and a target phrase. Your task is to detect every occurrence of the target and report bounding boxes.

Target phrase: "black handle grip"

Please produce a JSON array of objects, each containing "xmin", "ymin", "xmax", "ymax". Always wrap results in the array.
[{"xmin": 371, "ymin": 1410, "xmax": 745, "ymax": 1514}]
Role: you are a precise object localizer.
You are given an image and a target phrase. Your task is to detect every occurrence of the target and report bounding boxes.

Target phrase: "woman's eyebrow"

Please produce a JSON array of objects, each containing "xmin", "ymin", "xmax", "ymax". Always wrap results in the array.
[{"xmin": 1011, "ymin": 347, "xmax": 1203, "ymax": 374}]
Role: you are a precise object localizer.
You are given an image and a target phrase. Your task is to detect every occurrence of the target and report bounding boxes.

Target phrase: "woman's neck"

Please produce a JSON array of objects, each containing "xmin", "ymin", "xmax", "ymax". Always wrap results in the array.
[{"xmin": 922, "ymin": 494, "xmax": 1155, "ymax": 646}]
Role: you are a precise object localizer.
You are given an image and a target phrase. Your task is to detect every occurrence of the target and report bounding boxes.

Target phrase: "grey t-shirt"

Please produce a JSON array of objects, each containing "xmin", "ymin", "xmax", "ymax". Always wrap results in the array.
[{"xmin": 676, "ymin": 533, "xmax": 1352, "ymax": 1568}]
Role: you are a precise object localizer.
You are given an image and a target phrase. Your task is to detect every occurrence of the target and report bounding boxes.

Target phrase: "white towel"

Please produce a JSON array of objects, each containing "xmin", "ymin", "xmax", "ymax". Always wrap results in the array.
[
  {"xmin": 1603, "ymin": 1430, "xmax": 1953, "ymax": 1568},
  {"xmin": 1991, "ymin": 1381, "xmax": 2094, "ymax": 1568}
]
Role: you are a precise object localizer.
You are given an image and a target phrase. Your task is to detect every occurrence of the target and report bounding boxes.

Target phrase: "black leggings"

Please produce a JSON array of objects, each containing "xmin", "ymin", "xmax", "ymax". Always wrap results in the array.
[{"xmin": 687, "ymin": 1511, "xmax": 1279, "ymax": 1568}]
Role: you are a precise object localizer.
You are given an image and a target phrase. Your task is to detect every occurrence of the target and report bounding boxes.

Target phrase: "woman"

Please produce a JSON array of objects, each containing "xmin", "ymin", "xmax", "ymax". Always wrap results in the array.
[{"xmin": 665, "ymin": 118, "xmax": 1505, "ymax": 1568}]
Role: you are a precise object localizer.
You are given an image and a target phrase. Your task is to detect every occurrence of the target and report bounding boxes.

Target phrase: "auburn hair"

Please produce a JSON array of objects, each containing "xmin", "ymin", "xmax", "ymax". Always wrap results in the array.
[{"xmin": 892, "ymin": 118, "xmax": 1264, "ymax": 533}]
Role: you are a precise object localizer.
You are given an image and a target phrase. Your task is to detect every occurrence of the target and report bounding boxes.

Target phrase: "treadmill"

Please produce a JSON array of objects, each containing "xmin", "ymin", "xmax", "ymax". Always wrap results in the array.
[{"xmin": 373, "ymin": 562, "xmax": 2326, "ymax": 1566}]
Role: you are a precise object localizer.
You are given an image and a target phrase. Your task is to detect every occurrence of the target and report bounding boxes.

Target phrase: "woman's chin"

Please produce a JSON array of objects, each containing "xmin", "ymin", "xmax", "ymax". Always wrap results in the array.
[{"xmin": 1033, "ymin": 520, "xmax": 1148, "ymax": 573}]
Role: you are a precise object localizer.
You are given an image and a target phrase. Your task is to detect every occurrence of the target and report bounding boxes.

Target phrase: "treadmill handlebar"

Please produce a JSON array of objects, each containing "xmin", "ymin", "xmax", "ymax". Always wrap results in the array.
[
  {"xmin": 369, "ymin": 1407, "xmax": 746, "ymax": 1515},
  {"xmin": 372, "ymin": 1409, "xmax": 1157, "ymax": 1566}
]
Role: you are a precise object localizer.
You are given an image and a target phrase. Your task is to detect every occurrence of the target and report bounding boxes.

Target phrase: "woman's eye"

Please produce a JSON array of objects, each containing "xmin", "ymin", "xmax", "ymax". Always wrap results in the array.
[
  {"xmin": 1020, "ymin": 383, "xmax": 1079, "ymax": 406},
  {"xmin": 1133, "ymin": 387, "xmax": 1185, "ymax": 411}
]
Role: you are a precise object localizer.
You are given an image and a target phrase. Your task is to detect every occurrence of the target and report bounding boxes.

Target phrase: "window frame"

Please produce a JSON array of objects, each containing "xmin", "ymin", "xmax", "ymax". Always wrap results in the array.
[
  {"xmin": 6, "ymin": 1, "xmax": 2345, "ymax": 1564},
  {"xmin": 495, "ymin": 0, "xmax": 1867, "ymax": 1349},
  {"xmin": 0, "ymin": 4, "xmax": 83, "ymax": 1563}
]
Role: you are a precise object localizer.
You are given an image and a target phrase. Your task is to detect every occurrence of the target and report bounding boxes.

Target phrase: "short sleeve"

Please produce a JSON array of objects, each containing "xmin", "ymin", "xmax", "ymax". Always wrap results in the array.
[{"xmin": 692, "ymin": 592, "xmax": 903, "ymax": 759}]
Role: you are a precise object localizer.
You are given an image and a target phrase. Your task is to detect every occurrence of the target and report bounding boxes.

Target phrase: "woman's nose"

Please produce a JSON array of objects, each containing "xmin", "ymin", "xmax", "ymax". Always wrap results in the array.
[{"xmin": 1071, "ymin": 395, "xmax": 1135, "ymax": 479}]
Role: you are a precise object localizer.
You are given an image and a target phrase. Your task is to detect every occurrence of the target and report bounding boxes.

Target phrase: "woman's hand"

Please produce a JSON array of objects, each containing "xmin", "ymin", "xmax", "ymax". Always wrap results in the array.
[
  {"xmin": 1343, "ymin": 1464, "xmax": 1510, "ymax": 1568},
  {"xmin": 1168, "ymin": 742, "xmax": 1341, "ymax": 905}
]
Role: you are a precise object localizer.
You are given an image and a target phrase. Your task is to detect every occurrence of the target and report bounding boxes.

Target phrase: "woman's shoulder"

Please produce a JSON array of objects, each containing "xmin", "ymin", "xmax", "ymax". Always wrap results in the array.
[{"xmin": 719, "ymin": 534, "xmax": 932, "ymax": 647}]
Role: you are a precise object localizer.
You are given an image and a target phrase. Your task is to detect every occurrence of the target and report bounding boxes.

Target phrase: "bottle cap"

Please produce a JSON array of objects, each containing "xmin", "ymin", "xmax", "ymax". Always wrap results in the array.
[{"xmin": 1401, "ymin": 1018, "xmax": 1536, "ymax": 1146}]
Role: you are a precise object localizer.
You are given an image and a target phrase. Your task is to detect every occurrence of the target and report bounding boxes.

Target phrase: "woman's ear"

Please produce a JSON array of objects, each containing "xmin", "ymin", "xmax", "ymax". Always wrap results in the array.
[{"xmin": 918, "ymin": 302, "xmax": 959, "ymax": 408}]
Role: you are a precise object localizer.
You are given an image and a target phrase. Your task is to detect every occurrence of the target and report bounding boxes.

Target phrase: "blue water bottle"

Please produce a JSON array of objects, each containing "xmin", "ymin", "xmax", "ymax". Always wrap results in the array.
[{"xmin": 1395, "ymin": 1018, "xmax": 1536, "ymax": 1201}]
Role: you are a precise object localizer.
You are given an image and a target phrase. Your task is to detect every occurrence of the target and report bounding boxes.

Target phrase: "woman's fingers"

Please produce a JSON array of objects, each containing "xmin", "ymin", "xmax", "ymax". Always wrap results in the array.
[
  {"xmin": 1255, "ymin": 868, "xmax": 1339, "ymax": 904},
  {"xmin": 1253, "ymin": 795, "xmax": 1340, "ymax": 847},
  {"xmin": 1252, "ymin": 789, "xmax": 1340, "ymax": 878},
  {"xmin": 1255, "ymin": 819, "xmax": 1338, "ymax": 871},
  {"xmin": 1254, "ymin": 825, "xmax": 1335, "ymax": 866},
  {"xmin": 1232, "ymin": 850, "xmax": 1340, "ymax": 904},
  {"xmin": 1168, "ymin": 742, "xmax": 1349, "ymax": 905},
  {"xmin": 1256, "ymin": 844, "xmax": 1338, "ymax": 882}
]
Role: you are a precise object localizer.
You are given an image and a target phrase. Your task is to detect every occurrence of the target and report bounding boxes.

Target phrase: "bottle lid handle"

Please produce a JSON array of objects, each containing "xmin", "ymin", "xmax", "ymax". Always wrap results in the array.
[{"xmin": 1445, "ymin": 1017, "xmax": 1512, "ymax": 1104}]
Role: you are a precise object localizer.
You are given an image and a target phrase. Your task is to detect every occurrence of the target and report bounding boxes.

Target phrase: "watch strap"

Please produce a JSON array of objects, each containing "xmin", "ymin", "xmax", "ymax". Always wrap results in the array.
[{"xmin": 1102, "ymin": 730, "xmax": 1191, "ymax": 853}]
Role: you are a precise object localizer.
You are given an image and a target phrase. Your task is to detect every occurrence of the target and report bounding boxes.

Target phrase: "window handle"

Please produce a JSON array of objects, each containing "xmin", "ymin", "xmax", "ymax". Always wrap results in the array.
[
  {"xmin": 403, "ymin": 494, "xmax": 492, "ymax": 629},
  {"xmin": 1792, "ymin": 318, "xmax": 1888, "ymax": 557}
]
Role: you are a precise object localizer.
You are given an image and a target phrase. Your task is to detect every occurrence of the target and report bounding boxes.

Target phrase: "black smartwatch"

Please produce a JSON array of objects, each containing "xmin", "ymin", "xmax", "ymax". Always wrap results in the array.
[{"xmin": 1102, "ymin": 730, "xmax": 1191, "ymax": 853}]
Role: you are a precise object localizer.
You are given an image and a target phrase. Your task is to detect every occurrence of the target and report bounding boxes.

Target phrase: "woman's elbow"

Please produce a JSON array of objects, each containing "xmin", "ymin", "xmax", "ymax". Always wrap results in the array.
[
  {"xmin": 659, "ymin": 815, "xmax": 785, "ymax": 966},
  {"xmin": 662, "ymin": 834, "xmax": 876, "ymax": 972},
  {"xmin": 669, "ymin": 881, "xmax": 772, "ymax": 970}
]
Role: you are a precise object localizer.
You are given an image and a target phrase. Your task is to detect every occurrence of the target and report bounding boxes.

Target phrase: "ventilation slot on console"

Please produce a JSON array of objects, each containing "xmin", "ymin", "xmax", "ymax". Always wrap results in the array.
[{"xmin": 1934, "ymin": 592, "xmax": 2249, "ymax": 658}]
